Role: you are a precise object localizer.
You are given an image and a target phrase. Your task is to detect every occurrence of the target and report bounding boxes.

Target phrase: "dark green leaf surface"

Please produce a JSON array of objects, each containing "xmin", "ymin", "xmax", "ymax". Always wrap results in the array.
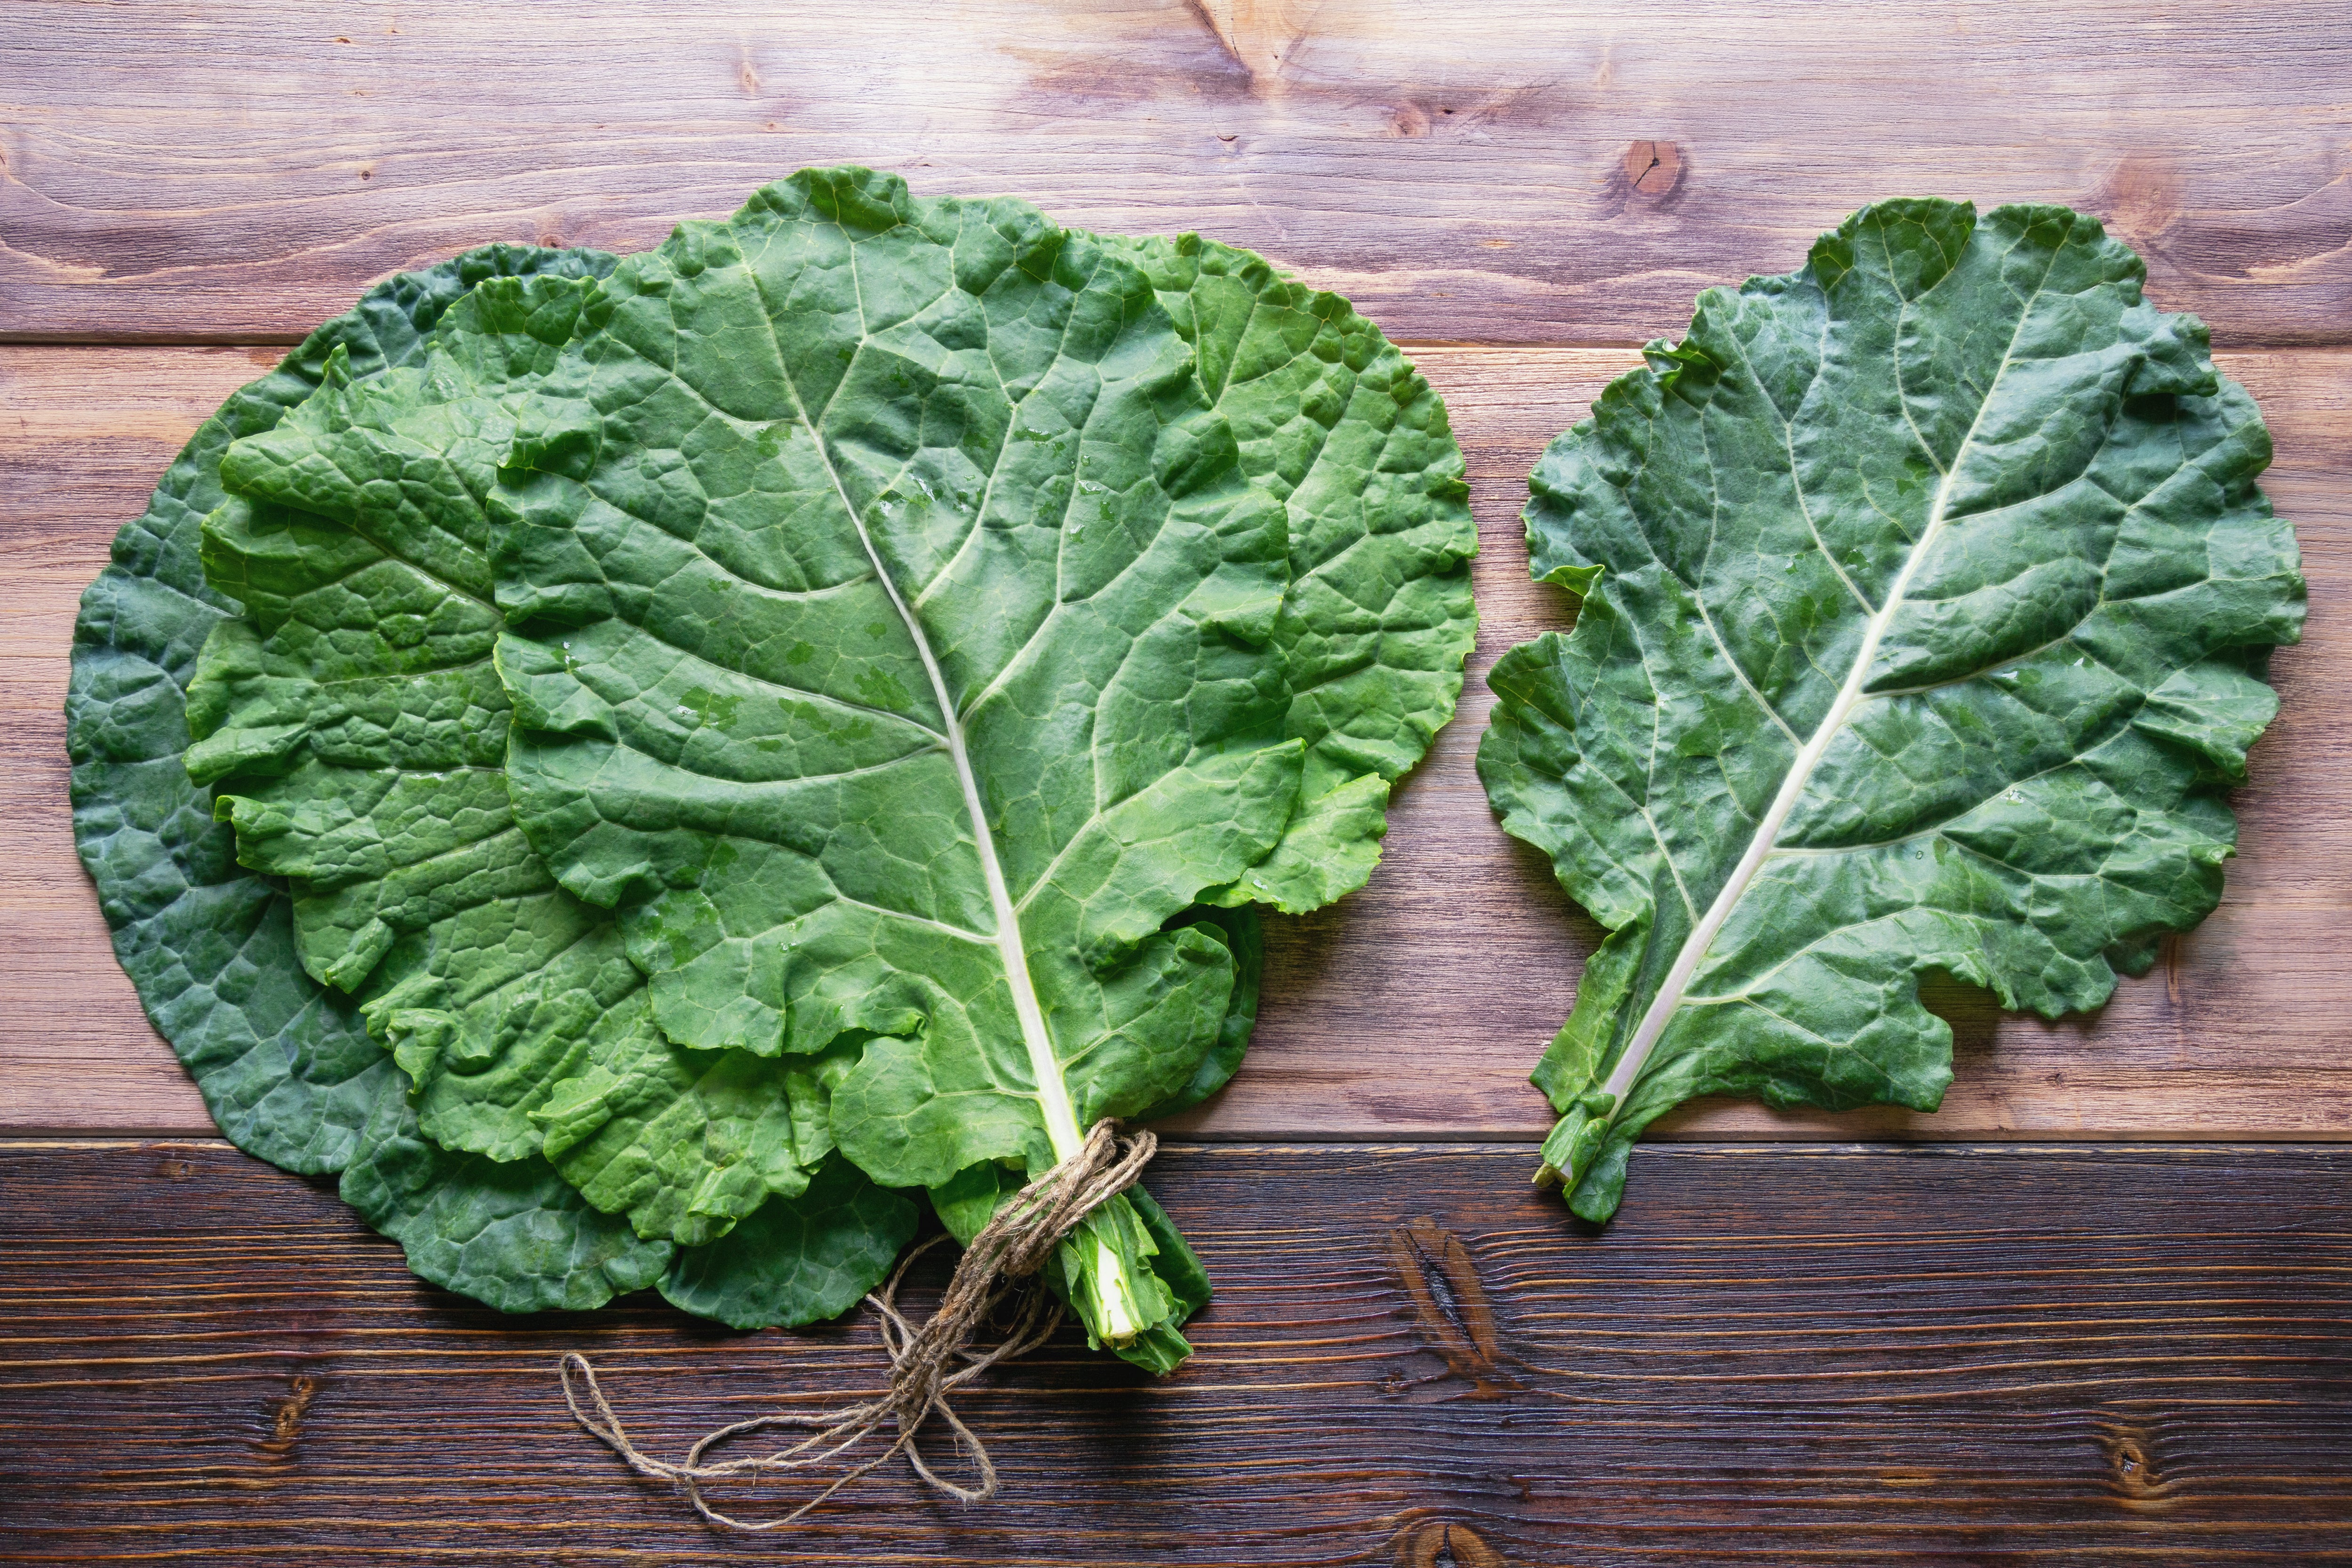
[
  {"xmin": 660, "ymin": 1155, "xmax": 921, "ymax": 1329},
  {"xmin": 340, "ymin": 1085, "xmax": 672, "ymax": 1315},
  {"xmin": 65, "ymin": 246, "xmax": 682, "ymax": 1309},
  {"xmin": 1479, "ymin": 200, "xmax": 2304, "ymax": 1221}
]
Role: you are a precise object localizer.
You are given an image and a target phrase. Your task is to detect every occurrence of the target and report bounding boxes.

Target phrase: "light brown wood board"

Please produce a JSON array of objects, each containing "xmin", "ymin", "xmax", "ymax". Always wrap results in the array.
[
  {"xmin": 3, "ymin": 0, "xmax": 2349, "ymax": 349},
  {"xmin": 3, "ymin": 0, "xmax": 2347, "ymax": 1144},
  {"xmin": 5, "ymin": 343, "xmax": 2344, "ymax": 1140}
]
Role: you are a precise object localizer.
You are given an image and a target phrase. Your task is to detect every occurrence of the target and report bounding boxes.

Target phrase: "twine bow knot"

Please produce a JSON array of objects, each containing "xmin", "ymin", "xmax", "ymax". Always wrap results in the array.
[{"xmin": 560, "ymin": 1119, "xmax": 1157, "ymax": 1531}]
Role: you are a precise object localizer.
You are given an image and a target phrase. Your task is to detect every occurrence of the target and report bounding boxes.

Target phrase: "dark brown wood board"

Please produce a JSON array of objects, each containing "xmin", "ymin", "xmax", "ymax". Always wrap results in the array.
[{"xmin": 4, "ymin": 1139, "xmax": 2349, "ymax": 1564}]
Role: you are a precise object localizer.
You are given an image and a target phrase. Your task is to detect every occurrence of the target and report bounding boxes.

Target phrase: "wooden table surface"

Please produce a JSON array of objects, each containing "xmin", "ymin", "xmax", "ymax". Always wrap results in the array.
[{"xmin": 3, "ymin": 3, "xmax": 2347, "ymax": 1562}]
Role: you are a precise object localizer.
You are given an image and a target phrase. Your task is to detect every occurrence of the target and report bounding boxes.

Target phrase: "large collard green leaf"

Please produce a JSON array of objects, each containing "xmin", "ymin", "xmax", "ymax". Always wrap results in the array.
[
  {"xmin": 1101, "ymin": 233, "xmax": 1478, "ymax": 915},
  {"xmin": 97, "ymin": 171, "xmax": 1468, "ymax": 1354},
  {"xmin": 1479, "ymin": 200, "xmax": 2305, "ymax": 1221},
  {"xmin": 188, "ymin": 274, "xmax": 921, "ymax": 1326},
  {"xmin": 487, "ymin": 168, "xmax": 1326, "ymax": 1361},
  {"xmin": 67, "ymin": 245, "xmax": 678, "ymax": 1311}
]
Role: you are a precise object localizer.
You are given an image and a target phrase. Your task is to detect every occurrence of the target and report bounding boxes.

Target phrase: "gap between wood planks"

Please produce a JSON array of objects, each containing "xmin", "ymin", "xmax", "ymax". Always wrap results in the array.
[{"xmin": 8, "ymin": 1137, "xmax": 2352, "ymax": 1161}]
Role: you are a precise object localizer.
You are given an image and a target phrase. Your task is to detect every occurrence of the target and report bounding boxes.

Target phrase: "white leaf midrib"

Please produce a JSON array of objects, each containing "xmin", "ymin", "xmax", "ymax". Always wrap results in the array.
[
  {"xmin": 1597, "ymin": 272, "xmax": 2047, "ymax": 1113},
  {"xmin": 763, "ymin": 275, "xmax": 1088, "ymax": 1166}
]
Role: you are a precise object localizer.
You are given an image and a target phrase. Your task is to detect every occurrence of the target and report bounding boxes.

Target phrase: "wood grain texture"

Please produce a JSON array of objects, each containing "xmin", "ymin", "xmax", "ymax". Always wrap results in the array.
[
  {"xmin": 2, "ymin": 1138, "xmax": 2347, "ymax": 1564},
  {"xmin": 3, "ymin": 0, "xmax": 2348, "ymax": 348},
  {"xmin": 0, "ymin": 348, "xmax": 276, "ymax": 1133},
  {"xmin": 4, "ymin": 345, "xmax": 2346, "ymax": 1139},
  {"xmin": 8, "ymin": 11, "xmax": 2350, "ymax": 1563}
]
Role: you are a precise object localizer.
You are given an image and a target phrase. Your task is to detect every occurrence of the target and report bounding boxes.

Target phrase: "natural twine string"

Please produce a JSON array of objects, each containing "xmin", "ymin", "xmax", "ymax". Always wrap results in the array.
[{"xmin": 559, "ymin": 1119, "xmax": 1157, "ymax": 1532}]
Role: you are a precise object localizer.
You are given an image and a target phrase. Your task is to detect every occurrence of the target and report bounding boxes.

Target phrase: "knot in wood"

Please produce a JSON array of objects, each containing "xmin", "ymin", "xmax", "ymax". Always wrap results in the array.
[
  {"xmin": 1395, "ymin": 1518, "xmax": 1507, "ymax": 1568},
  {"xmin": 1386, "ymin": 1217, "xmax": 1515, "ymax": 1396},
  {"xmin": 1621, "ymin": 140, "xmax": 1684, "ymax": 202}
]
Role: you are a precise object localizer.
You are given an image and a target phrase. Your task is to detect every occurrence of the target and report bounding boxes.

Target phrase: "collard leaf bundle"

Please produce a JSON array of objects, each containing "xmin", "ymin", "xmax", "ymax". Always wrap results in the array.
[
  {"xmin": 1479, "ymin": 199, "xmax": 2304, "ymax": 1220},
  {"xmin": 69, "ymin": 168, "xmax": 1476, "ymax": 1367}
]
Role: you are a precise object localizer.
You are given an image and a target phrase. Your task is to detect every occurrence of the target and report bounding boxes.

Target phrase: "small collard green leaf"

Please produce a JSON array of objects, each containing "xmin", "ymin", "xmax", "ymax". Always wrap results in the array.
[
  {"xmin": 1138, "ymin": 903, "xmax": 1263, "ymax": 1120},
  {"xmin": 1479, "ymin": 200, "xmax": 2305, "ymax": 1221},
  {"xmin": 341, "ymin": 1083, "xmax": 674, "ymax": 1315}
]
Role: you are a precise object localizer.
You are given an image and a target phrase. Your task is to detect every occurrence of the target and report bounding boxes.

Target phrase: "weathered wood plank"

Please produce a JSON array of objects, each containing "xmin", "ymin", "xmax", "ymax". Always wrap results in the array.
[
  {"xmin": 2, "ymin": 0, "xmax": 2348, "ymax": 347},
  {"xmin": 1, "ymin": 1138, "xmax": 2346, "ymax": 1563},
  {"xmin": 3, "ymin": 345, "xmax": 2345, "ymax": 1139},
  {"xmin": 0, "ymin": 348, "xmax": 281, "ymax": 1134}
]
